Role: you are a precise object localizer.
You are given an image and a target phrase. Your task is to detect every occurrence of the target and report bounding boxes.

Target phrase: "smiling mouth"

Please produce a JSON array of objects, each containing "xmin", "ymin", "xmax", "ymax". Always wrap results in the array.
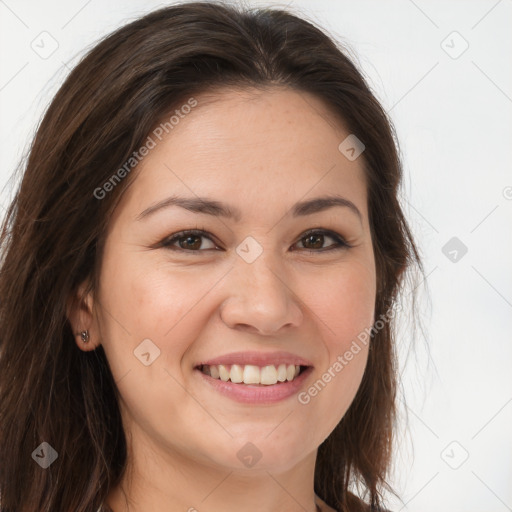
[{"xmin": 196, "ymin": 363, "xmax": 309, "ymax": 386}]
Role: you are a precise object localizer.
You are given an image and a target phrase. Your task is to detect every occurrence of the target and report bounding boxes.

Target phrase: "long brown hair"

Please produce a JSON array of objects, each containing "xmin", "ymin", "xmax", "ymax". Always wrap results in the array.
[{"xmin": 0, "ymin": 2, "xmax": 423, "ymax": 511}]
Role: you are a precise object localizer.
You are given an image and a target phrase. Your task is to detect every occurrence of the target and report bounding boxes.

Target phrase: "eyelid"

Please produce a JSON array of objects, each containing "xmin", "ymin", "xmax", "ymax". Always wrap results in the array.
[
  {"xmin": 159, "ymin": 227, "xmax": 352, "ymax": 253},
  {"xmin": 296, "ymin": 229, "xmax": 352, "ymax": 251},
  {"xmin": 159, "ymin": 228, "xmax": 218, "ymax": 252}
]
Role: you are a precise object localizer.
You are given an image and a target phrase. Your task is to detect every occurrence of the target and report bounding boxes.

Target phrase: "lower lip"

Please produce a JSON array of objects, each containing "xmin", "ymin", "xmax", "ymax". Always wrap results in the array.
[{"xmin": 195, "ymin": 366, "xmax": 314, "ymax": 404}]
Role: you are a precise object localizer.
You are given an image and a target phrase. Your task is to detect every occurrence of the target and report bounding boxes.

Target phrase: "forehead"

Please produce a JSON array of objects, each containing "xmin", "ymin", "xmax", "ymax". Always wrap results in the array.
[{"xmin": 117, "ymin": 86, "xmax": 368, "ymax": 222}]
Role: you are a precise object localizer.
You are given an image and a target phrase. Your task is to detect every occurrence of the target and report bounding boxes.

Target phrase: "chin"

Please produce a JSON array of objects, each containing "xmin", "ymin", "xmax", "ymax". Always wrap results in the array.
[{"xmin": 205, "ymin": 435, "xmax": 311, "ymax": 474}]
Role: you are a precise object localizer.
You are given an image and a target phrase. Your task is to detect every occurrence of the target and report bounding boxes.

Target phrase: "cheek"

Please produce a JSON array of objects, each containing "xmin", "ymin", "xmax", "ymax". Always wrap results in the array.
[
  {"xmin": 304, "ymin": 257, "xmax": 376, "ymax": 355},
  {"xmin": 96, "ymin": 252, "xmax": 221, "ymax": 438},
  {"xmin": 294, "ymin": 259, "xmax": 375, "ymax": 431},
  {"xmin": 97, "ymin": 248, "xmax": 227, "ymax": 375}
]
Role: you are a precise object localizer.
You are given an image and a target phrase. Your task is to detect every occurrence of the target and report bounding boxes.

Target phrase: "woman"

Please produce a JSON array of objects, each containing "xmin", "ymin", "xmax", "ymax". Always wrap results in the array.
[{"xmin": 0, "ymin": 2, "xmax": 423, "ymax": 511}]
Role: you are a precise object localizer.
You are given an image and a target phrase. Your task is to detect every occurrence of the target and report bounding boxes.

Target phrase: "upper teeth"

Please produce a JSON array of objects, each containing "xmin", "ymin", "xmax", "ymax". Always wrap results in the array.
[{"xmin": 201, "ymin": 364, "xmax": 301, "ymax": 385}]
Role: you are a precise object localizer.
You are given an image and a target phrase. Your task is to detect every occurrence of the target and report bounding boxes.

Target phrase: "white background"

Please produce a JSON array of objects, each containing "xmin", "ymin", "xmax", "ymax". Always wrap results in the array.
[{"xmin": 1, "ymin": 1, "xmax": 511, "ymax": 511}]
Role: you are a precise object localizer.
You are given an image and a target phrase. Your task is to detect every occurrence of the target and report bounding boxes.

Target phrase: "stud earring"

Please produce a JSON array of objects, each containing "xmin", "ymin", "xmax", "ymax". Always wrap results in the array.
[{"xmin": 78, "ymin": 330, "xmax": 89, "ymax": 343}]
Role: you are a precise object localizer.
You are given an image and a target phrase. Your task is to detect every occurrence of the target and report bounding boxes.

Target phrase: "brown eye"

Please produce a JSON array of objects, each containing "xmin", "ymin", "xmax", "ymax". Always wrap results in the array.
[
  {"xmin": 301, "ymin": 233, "xmax": 326, "ymax": 250},
  {"xmin": 161, "ymin": 230, "xmax": 217, "ymax": 251},
  {"xmin": 177, "ymin": 234, "xmax": 202, "ymax": 250},
  {"xmin": 294, "ymin": 229, "xmax": 350, "ymax": 252},
  {"xmin": 160, "ymin": 228, "xmax": 351, "ymax": 254}
]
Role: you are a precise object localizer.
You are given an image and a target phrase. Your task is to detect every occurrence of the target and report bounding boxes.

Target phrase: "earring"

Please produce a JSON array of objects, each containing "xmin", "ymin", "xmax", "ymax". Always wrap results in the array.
[{"xmin": 78, "ymin": 330, "xmax": 90, "ymax": 343}]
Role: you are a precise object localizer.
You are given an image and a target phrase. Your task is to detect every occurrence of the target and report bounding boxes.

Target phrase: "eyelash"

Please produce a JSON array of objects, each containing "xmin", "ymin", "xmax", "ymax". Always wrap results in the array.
[{"xmin": 159, "ymin": 228, "xmax": 352, "ymax": 254}]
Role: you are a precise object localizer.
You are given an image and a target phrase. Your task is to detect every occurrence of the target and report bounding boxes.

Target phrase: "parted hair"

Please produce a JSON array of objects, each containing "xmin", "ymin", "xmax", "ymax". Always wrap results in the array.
[{"xmin": 0, "ymin": 2, "xmax": 423, "ymax": 511}]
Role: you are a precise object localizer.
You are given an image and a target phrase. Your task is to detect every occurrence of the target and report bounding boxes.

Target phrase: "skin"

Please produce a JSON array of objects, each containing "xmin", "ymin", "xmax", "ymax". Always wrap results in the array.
[{"xmin": 69, "ymin": 86, "xmax": 376, "ymax": 512}]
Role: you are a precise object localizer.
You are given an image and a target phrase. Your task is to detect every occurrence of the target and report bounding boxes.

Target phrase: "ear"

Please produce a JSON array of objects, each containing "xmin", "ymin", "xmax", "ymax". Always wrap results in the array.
[{"xmin": 66, "ymin": 279, "xmax": 100, "ymax": 352}]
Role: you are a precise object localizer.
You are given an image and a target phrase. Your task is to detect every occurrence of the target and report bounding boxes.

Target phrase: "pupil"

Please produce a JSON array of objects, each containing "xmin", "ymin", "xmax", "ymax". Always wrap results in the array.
[
  {"xmin": 182, "ymin": 235, "xmax": 200, "ymax": 249},
  {"xmin": 179, "ymin": 234, "xmax": 325, "ymax": 250},
  {"xmin": 305, "ymin": 234, "xmax": 323, "ymax": 249}
]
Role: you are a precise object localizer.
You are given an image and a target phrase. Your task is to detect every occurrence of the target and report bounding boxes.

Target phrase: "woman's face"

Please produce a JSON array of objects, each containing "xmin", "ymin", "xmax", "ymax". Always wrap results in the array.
[{"xmin": 87, "ymin": 87, "xmax": 376, "ymax": 473}]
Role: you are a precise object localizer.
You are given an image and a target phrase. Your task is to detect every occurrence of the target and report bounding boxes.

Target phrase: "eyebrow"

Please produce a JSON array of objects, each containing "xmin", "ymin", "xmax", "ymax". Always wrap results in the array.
[{"xmin": 136, "ymin": 194, "xmax": 362, "ymax": 224}]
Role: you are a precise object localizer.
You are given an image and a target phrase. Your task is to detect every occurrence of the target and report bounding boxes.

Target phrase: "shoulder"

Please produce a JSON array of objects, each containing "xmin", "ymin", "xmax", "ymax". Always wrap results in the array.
[
  {"xmin": 348, "ymin": 492, "xmax": 393, "ymax": 512},
  {"xmin": 316, "ymin": 495, "xmax": 338, "ymax": 512},
  {"xmin": 316, "ymin": 493, "xmax": 393, "ymax": 512}
]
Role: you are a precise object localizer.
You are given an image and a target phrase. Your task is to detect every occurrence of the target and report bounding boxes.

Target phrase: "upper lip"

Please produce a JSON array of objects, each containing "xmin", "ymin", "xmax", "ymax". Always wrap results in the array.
[{"xmin": 195, "ymin": 351, "xmax": 313, "ymax": 368}]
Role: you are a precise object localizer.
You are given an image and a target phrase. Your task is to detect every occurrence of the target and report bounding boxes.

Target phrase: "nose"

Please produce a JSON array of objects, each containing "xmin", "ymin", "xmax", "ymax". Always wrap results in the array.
[{"xmin": 219, "ymin": 252, "xmax": 303, "ymax": 336}]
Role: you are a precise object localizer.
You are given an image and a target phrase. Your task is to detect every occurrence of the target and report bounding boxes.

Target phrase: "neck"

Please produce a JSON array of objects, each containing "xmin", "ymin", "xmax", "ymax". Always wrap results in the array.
[{"xmin": 105, "ymin": 422, "xmax": 320, "ymax": 512}]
